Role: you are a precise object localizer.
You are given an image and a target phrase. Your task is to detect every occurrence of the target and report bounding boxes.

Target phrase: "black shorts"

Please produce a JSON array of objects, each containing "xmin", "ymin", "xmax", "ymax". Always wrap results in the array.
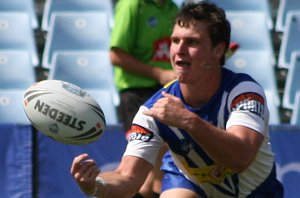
[{"xmin": 119, "ymin": 86, "xmax": 161, "ymax": 131}]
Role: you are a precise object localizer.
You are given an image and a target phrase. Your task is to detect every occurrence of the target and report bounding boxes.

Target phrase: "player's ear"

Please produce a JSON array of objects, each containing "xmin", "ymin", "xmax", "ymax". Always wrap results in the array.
[{"xmin": 213, "ymin": 42, "xmax": 226, "ymax": 59}]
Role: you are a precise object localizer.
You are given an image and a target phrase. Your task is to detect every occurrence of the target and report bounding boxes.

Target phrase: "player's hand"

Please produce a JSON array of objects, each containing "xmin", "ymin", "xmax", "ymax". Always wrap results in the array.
[
  {"xmin": 70, "ymin": 153, "xmax": 101, "ymax": 196},
  {"xmin": 143, "ymin": 91, "xmax": 193, "ymax": 129}
]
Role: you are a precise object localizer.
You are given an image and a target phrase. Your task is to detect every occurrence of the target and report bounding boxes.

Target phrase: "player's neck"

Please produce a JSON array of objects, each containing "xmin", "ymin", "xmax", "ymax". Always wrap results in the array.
[{"xmin": 180, "ymin": 72, "xmax": 222, "ymax": 108}]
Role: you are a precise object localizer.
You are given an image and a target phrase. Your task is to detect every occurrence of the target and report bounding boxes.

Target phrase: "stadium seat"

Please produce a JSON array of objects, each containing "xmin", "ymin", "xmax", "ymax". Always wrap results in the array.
[
  {"xmin": 0, "ymin": 50, "xmax": 36, "ymax": 89},
  {"xmin": 275, "ymin": 0, "xmax": 300, "ymax": 32},
  {"xmin": 225, "ymin": 50, "xmax": 280, "ymax": 107},
  {"xmin": 86, "ymin": 89, "xmax": 118, "ymax": 125},
  {"xmin": 0, "ymin": 13, "xmax": 39, "ymax": 66},
  {"xmin": 0, "ymin": 0, "xmax": 38, "ymax": 29},
  {"xmin": 226, "ymin": 11, "xmax": 275, "ymax": 66},
  {"xmin": 264, "ymin": 90, "xmax": 281, "ymax": 125},
  {"xmin": 282, "ymin": 51, "xmax": 300, "ymax": 109},
  {"xmin": 290, "ymin": 91, "xmax": 300, "ymax": 125},
  {"xmin": 172, "ymin": 0, "xmax": 185, "ymax": 8},
  {"xmin": 47, "ymin": 50, "xmax": 120, "ymax": 106},
  {"xmin": 207, "ymin": 0, "xmax": 274, "ymax": 30},
  {"xmin": 278, "ymin": 11, "xmax": 300, "ymax": 69},
  {"xmin": 0, "ymin": 89, "xmax": 30, "ymax": 124},
  {"xmin": 41, "ymin": 0, "xmax": 114, "ymax": 31},
  {"xmin": 42, "ymin": 12, "xmax": 110, "ymax": 69}
]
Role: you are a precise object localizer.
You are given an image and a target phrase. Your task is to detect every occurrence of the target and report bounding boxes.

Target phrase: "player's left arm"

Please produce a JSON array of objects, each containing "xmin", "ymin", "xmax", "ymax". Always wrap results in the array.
[{"xmin": 186, "ymin": 121, "xmax": 264, "ymax": 173}]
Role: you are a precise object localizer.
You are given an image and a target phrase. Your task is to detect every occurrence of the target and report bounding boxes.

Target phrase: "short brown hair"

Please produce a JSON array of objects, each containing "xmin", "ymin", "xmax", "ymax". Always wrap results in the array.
[{"xmin": 175, "ymin": 2, "xmax": 231, "ymax": 65}]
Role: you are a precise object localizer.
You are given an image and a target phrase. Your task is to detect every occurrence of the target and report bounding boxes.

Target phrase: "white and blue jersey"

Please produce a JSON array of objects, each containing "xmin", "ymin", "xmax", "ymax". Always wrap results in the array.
[{"xmin": 124, "ymin": 68, "xmax": 282, "ymax": 197}]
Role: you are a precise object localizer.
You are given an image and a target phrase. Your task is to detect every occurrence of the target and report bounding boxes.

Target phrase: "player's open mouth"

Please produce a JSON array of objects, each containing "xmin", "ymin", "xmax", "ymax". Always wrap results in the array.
[{"xmin": 175, "ymin": 60, "xmax": 190, "ymax": 67}]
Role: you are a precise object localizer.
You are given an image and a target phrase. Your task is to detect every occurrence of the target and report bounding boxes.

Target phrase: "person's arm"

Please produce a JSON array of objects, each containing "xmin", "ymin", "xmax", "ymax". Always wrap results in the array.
[
  {"xmin": 143, "ymin": 91, "xmax": 264, "ymax": 173},
  {"xmin": 71, "ymin": 154, "xmax": 152, "ymax": 198},
  {"xmin": 110, "ymin": 47, "xmax": 176, "ymax": 85},
  {"xmin": 183, "ymin": 117, "xmax": 263, "ymax": 173}
]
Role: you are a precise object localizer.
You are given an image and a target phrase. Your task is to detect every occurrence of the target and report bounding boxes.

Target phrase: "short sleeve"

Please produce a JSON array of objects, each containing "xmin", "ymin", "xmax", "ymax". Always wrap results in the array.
[
  {"xmin": 123, "ymin": 106, "xmax": 164, "ymax": 166},
  {"xmin": 226, "ymin": 81, "xmax": 269, "ymax": 136},
  {"xmin": 110, "ymin": 0, "xmax": 139, "ymax": 52}
]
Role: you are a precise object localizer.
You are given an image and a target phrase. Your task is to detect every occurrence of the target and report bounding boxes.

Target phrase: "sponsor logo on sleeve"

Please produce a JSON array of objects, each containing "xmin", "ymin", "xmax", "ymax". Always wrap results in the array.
[
  {"xmin": 127, "ymin": 125, "xmax": 154, "ymax": 142},
  {"xmin": 230, "ymin": 92, "xmax": 265, "ymax": 118}
]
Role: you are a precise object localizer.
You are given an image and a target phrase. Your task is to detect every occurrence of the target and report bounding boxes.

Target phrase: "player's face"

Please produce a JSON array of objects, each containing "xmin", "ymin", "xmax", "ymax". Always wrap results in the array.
[{"xmin": 170, "ymin": 21, "xmax": 222, "ymax": 84}]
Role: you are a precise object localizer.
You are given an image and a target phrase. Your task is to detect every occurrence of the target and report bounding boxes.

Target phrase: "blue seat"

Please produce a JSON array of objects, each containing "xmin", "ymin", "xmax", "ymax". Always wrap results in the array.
[
  {"xmin": 0, "ymin": 89, "xmax": 30, "ymax": 124},
  {"xmin": 208, "ymin": 0, "xmax": 273, "ymax": 30},
  {"xmin": 282, "ymin": 51, "xmax": 300, "ymax": 109},
  {"xmin": 0, "ymin": 13, "xmax": 39, "ymax": 66},
  {"xmin": 226, "ymin": 11, "xmax": 275, "ymax": 66},
  {"xmin": 47, "ymin": 50, "xmax": 119, "ymax": 106},
  {"xmin": 86, "ymin": 89, "xmax": 118, "ymax": 125},
  {"xmin": 42, "ymin": 12, "xmax": 110, "ymax": 68},
  {"xmin": 41, "ymin": 0, "xmax": 114, "ymax": 31},
  {"xmin": 264, "ymin": 90, "xmax": 281, "ymax": 125},
  {"xmin": 278, "ymin": 11, "xmax": 300, "ymax": 69},
  {"xmin": 225, "ymin": 50, "xmax": 280, "ymax": 107},
  {"xmin": 172, "ymin": 0, "xmax": 185, "ymax": 8},
  {"xmin": 0, "ymin": 0, "xmax": 38, "ymax": 29},
  {"xmin": 290, "ymin": 91, "xmax": 300, "ymax": 125},
  {"xmin": 0, "ymin": 50, "xmax": 35, "ymax": 89},
  {"xmin": 275, "ymin": 0, "xmax": 300, "ymax": 32}
]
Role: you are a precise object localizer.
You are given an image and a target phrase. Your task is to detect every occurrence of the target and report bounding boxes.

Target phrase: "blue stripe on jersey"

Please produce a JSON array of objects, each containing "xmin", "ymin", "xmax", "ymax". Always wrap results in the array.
[
  {"xmin": 156, "ymin": 122, "xmax": 214, "ymax": 166},
  {"xmin": 212, "ymin": 175, "xmax": 239, "ymax": 197},
  {"xmin": 162, "ymin": 151, "xmax": 240, "ymax": 196}
]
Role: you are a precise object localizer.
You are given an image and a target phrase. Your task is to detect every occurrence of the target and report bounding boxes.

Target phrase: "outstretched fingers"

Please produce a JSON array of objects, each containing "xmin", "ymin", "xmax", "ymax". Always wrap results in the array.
[
  {"xmin": 71, "ymin": 154, "xmax": 99, "ymax": 182},
  {"xmin": 71, "ymin": 153, "xmax": 89, "ymax": 176},
  {"xmin": 70, "ymin": 153, "xmax": 101, "ymax": 195}
]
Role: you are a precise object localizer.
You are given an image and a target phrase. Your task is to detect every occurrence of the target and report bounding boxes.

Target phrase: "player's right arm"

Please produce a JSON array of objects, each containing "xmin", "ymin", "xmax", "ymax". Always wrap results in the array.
[{"xmin": 71, "ymin": 153, "xmax": 152, "ymax": 198}]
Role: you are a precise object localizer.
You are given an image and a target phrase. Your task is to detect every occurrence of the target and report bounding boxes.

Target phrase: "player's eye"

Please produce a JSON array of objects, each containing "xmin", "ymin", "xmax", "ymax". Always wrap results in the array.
[
  {"xmin": 186, "ymin": 39, "xmax": 200, "ymax": 46},
  {"xmin": 171, "ymin": 37, "xmax": 180, "ymax": 44}
]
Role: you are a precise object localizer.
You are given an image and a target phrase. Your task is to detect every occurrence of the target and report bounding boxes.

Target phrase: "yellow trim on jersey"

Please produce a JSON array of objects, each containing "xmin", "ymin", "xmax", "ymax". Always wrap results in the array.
[
  {"xmin": 181, "ymin": 160, "xmax": 233, "ymax": 184},
  {"xmin": 164, "ymin": 79, "xmax": 178, "ymax": 88}
]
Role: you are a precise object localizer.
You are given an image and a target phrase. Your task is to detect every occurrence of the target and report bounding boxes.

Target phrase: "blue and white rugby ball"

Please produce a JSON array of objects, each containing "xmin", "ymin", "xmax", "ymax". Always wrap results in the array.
[{"xmin": 23, "ymin": 80, "xmax": 106, "ymax": 145}]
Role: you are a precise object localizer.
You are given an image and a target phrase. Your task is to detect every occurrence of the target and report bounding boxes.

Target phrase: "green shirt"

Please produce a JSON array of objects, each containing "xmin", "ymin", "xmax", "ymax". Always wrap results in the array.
[{"xmin": 110, "ymin": 0, "xmax": 179, "ymax": 91}]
